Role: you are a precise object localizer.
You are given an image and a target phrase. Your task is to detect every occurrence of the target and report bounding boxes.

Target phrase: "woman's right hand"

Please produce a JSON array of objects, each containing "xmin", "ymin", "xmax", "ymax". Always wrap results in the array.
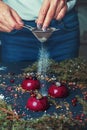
[{"xmin": 0, "ymin": 1, "xmax": 24, "ymax": 32}]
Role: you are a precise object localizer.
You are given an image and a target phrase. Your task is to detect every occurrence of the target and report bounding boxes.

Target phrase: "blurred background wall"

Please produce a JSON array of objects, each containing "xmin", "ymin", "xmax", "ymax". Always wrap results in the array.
[
  {"xmin": 77, "ymin": 0, "xmax": 87, "ymax": 59},
  {"xmin": 0, "ymin": 0, "xmax": 87, "ymax": 61}
]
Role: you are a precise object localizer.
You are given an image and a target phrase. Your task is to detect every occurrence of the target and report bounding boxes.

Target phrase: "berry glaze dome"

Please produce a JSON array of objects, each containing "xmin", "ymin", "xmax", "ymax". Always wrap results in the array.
[
  {"xmin": 48, "ymin": 82, "xmax": 69, "ymax": 98},
  {"xmin": 21, "ymin": 76, "xmax": 40, "ymax": 91},
  {"xmin": 26, "ymin": 94, "xmax": 49, "ymax": 112}
]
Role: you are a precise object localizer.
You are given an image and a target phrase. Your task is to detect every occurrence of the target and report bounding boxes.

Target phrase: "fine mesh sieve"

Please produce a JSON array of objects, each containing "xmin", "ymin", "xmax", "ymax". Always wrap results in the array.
[{"xmin": 23, "ymin": 25, "xmax": 60, "ymax": 43}]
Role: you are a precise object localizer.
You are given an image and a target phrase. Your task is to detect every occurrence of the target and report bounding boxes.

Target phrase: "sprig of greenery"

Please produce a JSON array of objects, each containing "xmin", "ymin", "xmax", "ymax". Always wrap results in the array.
[{"xmin": 23, "ymin": 58, "xmax": 87, "ymax": 84}]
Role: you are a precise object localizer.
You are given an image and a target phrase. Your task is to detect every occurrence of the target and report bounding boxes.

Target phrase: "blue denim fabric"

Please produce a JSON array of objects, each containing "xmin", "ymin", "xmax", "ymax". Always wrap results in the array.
[{"xmin": 0, "ymin": 9, "xmax": 80, "ymax": 62}]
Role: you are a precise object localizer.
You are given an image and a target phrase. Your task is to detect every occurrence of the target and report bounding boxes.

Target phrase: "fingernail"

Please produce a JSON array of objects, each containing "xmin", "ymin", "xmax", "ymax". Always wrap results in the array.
[
  {"xmin": 18, "ymin": 20, "xmax": 24, "ymax": 25},
  {"xmin": 37, "ymin": 24, "xmax": 42, "ymax": 29},
  {"xmin": 42, "ymin": 26, "xmax": 47, "ymax": 32}
]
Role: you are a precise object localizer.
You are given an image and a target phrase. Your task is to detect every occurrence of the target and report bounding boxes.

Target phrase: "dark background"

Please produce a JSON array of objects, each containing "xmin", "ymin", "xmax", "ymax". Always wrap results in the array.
[{"xmin": 77, "ymin": 0, "xmax": 87, "ymax": 59}]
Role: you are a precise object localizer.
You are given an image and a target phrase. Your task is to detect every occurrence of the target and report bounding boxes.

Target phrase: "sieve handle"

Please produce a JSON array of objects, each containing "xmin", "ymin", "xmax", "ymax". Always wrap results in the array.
[{"xmin": 23, "ymin": 24, "xmax": 34, "ymax": 31}]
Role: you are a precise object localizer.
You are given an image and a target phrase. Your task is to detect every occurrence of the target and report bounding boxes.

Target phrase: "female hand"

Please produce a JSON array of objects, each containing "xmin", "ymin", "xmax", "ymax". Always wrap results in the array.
[
  {"xmin": 37, "ymin": 0, "xmax": 67, "ymax": 31},
  {"xmin": 0, "ymin": 1, "xmax": 23, "ymax": 32}
]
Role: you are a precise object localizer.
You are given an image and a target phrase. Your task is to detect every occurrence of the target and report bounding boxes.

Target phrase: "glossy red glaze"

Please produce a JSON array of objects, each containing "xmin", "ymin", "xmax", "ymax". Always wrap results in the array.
[
  {"xmin": 48, "ymin": 84, "xmax": 69, "ymax": 98},
  {"xmin": 26, "ymin": 96, "xmax": 49, "ymax": 111},
  {"xmin": 21, "ymin": 78, "xmax": 40, "ymax": 91}
]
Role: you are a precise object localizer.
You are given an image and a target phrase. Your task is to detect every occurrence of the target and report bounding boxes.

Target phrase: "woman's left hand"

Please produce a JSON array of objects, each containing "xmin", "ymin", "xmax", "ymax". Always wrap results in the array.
[{"xmin": 36, "ymin": 0, "xmax": 67, "ymax": 31}]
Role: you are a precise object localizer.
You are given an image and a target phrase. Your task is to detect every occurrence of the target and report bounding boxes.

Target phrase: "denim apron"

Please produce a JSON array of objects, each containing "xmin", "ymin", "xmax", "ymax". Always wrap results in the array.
[{"xmin": 0, "ymin": 8, "xmax": 80, "ymax": 62}]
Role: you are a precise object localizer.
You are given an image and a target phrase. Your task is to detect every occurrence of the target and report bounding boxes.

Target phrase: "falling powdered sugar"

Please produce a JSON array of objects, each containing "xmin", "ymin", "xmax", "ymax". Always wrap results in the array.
[{"xmin": 37, "ymin": 44, "xmax": 50, "ymax": 96}]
